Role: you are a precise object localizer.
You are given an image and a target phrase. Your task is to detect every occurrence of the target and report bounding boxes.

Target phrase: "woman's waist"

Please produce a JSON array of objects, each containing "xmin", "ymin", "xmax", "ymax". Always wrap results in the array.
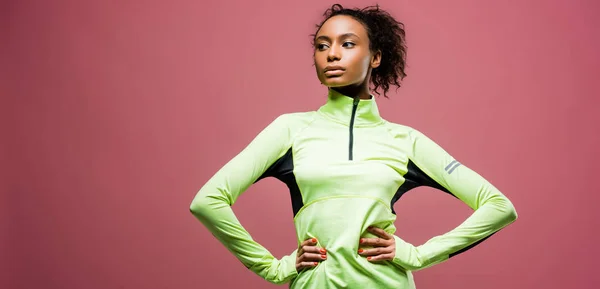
[
  {"xmin": 293, "ymin": 196, "xmax": 397, "ymax": 249},
  {"xmin": 290, "ymin": 254, "xmax": 414, "ymax": 289}
]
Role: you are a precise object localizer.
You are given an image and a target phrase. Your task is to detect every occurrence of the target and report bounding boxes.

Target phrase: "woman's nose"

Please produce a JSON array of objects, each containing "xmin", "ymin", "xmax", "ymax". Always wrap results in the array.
[{"xmin": 327, "ymin": 46, "xmax": 341, "ymax": 62}]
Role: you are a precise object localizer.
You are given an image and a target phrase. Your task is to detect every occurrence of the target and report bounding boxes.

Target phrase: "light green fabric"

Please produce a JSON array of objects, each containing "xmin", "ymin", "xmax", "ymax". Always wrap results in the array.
[{"xmin": 190, "ymin": 89, "xmax": 518, "ymax": 288}]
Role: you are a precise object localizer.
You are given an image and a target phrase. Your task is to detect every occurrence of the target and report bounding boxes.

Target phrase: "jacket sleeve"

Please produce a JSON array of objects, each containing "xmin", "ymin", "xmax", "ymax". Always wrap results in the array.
[
  {"xmin": 189, "ymin": 114, "xmax": 298, "ymax": 284},
  {"xmin": 392, "ymin": 128, "xmax": 518, "ymax": 271}
]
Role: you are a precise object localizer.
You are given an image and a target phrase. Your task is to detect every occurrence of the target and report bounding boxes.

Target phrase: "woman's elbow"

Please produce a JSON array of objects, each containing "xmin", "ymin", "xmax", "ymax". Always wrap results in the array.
[
  {"xmin": 189, "ymin": 191, "xmax": 210, "ymax": 217},
  {"xmin": 189, "ymin": 187, "xmax": 228, "ymax": 218},
  {"xmin": 502, "ymin": 197, "xmax": 518, "ymax": 224},
  {"xmin": 189, "ymin": 199, "xmax": 203, "ymax": 215}
]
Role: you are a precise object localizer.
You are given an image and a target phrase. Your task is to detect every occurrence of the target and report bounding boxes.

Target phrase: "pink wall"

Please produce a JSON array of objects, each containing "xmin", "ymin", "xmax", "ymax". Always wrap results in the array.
[{"xmin": 4, "ymin": 0, "xmax": 599, "ymax": 288}]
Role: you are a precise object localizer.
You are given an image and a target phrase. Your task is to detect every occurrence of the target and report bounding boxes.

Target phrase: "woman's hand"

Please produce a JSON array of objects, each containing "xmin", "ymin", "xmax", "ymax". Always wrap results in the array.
[
  {"xmin": 358, "ymin": 226, "xmax": 396, "ymax": 261},
  {"xmin": 296, "ymin": 238, "xmax": 327, "ymax": 271}
]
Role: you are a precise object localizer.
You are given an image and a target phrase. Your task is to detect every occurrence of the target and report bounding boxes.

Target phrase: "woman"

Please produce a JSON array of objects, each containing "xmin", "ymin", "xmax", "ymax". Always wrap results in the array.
[{"xmin": 190, "ymin": 4, "xmax": 517, "ymax": 289}]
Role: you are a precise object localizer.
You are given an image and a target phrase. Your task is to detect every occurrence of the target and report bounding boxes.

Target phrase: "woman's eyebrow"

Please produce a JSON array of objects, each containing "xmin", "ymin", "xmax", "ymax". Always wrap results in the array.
[{"xmin": 315, "ymin": 33, "xmax": 360, "ymax": 42}]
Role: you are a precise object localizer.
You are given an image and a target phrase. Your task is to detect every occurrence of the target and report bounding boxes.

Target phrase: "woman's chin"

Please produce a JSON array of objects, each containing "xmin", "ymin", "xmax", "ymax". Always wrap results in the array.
[{"xmin": 322, "ymin": 78, "xmax": 351, "ymax": 87}]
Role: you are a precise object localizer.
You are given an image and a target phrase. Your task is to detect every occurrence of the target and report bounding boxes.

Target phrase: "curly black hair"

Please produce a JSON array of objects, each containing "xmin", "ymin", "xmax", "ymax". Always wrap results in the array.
[{"xmin": 311, "ymin": 4, "xmax": 407, "ymax": 98}]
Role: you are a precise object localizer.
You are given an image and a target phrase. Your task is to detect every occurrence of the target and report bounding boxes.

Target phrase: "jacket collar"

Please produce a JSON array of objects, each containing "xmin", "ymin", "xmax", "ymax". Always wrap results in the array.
[{"xmin": 317, "ymin": 88, "xmax": 384, "ymax": 127}]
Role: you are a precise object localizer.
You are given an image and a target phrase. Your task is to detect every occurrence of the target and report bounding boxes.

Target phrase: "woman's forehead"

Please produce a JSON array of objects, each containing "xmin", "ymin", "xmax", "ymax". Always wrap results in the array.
[{"xmin": 316, "ymin": 15, "xmax": 367, "ymax": 39}]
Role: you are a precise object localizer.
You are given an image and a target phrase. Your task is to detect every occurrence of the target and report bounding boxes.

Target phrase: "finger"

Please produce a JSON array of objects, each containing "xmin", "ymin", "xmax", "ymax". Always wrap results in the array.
[
  {"xmin": 367, "ymin": 226, "xmax": 393, "ymax": 240},
  {"xmin": 358, "ymin": 246, "xmax": 393, "ymax": 256},
  {"xmin": 296, "ymin": 261, "xmax": 319, "ymax": 271},
  {"xmin": 298, "ymin": 238, "xmax": 318, "ymax": 254},
  {"xmin": 365, "ymin": 252, "xmax": 395, "ymax": 262},
  {"xmin": 359, "ymin": 237, "xmax": 392, "ymax": 247},
  {"xmin": 301, "ymin": 245, "xmax": 326, "ymax": 255},
  {"xmin": 299, "ymin": 238, "xmax": 318, "ymax": 247},
  {"xmin": 297, "ymin": 238, "xmax": 318, "ymax": 255},
  {"xmin": 298, "ymin": 252, "xmax": 327, "ymax": 262}
]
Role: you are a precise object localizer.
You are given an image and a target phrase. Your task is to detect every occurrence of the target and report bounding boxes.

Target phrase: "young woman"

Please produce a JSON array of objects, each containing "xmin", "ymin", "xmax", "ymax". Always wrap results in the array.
[{"xmin": 190, "ymin": 4, "xmax": 518, "ymax": 289}]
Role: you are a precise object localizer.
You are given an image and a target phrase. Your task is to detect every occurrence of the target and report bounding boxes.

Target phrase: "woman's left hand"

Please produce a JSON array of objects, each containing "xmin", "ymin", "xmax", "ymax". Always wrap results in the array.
[{"xmin": 358, "ymin": 226, "xmax": 396, "ymax": 262}]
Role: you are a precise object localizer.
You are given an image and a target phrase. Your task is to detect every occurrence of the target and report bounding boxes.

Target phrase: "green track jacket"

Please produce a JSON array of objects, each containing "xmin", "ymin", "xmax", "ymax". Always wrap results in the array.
[{"xmin": 190, "ymin": 89, "xmax": 518, "ymax": 288}]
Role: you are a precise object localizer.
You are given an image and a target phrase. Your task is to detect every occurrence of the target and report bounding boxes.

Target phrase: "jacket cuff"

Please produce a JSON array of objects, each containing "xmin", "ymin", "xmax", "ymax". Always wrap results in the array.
[{"xmin": 392, "ymin": 235, "xmax": 423, "ymax": 271}]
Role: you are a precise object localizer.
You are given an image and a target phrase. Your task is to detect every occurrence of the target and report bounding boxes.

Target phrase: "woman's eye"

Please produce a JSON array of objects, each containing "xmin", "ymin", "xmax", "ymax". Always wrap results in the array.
[
  {"xmin": 316, "ymin": 43, "xmax": 329, "ymax": 50},
  {"xmin": 343, "ymin": 42, "xmax": 355, "ymax": 47}
]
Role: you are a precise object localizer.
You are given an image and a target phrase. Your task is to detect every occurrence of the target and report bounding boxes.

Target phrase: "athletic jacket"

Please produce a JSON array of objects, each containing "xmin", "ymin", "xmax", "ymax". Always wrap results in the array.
[{"xmin": 190, "ymin": 88, "xmax": 518, "ymax": 289}]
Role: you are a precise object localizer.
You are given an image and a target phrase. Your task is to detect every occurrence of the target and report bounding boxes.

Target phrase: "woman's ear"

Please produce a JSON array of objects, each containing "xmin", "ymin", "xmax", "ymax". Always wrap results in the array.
[{"xmin": 371, "ymin": 50, "xmax": 382, "ymax": 69}]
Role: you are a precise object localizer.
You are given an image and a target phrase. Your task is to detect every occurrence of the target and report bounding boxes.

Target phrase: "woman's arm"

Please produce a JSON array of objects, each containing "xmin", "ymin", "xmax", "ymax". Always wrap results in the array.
[
  {"xmin": 189, "ymin": 114, "xmax": 298, "ymax": 284},
  {"xmin": 392, "ymin": 128, "xmax": 518, "ymax": 271}
]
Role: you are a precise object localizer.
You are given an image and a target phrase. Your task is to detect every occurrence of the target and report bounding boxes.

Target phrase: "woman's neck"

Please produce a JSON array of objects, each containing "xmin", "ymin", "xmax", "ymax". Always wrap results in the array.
[{"xmin": 329, "ymin": 84, "xmax": 372, "ymax": 100}]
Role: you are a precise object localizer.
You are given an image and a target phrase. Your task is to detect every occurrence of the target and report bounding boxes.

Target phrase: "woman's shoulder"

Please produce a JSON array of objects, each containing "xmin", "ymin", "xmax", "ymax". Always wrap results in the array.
[
  {"xmin": 382, "ymin": 120, "xmax": 418, "ymax": 135},
  {"xmin": 263, "ymin": 111, "xmax": 319, "ymax": 135},
  {"xmin": 274, "ymin": 111, "xmax": 318, "ymax": 125},
  {"xmin": 382, "ymin": 121, "xmax": 438, "ymax": 144}
]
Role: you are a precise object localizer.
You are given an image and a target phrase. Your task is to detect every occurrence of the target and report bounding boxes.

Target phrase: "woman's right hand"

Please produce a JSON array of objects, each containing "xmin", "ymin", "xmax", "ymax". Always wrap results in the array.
[{"xmin": 296, "ymin": 238, "xmax": 327, "ymax": 271}]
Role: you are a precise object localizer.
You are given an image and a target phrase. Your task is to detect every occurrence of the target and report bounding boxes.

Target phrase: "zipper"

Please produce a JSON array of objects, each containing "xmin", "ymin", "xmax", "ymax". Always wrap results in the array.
[{"xmin": 348, "ymin": 97, "xmax": 360, "ymax": 160}]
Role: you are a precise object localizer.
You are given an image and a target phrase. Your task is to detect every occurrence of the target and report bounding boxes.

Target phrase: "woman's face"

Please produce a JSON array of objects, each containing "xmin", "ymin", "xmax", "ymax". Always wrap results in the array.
[{"xmin": 313, "ymin": 15, "xmax": 380, "ymax": 89}]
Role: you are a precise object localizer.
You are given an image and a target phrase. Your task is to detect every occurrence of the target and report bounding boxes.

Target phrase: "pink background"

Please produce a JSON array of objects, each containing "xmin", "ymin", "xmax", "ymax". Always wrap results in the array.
[{"xmin": 3, "ymin": 0, "xmax": 599, "ymax": 288}]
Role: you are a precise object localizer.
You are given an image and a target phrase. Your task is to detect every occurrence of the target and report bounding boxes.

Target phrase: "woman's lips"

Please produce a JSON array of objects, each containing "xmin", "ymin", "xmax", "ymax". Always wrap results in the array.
[{"xmin": 325, "ymin": 70, "xmax": 344, "ymax": 76}]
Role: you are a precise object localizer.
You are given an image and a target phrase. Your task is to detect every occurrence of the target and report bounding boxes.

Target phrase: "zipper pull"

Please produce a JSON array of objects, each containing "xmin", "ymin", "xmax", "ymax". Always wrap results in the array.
[{"xmin": 353, "ymin": 97, "xmax": 360, "ymax": 106}]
